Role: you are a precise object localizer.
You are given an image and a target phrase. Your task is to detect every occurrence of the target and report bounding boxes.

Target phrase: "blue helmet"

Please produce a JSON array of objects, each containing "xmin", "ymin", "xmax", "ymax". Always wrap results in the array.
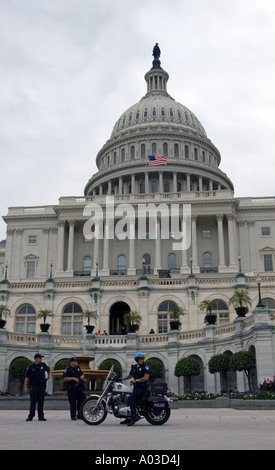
[{"xmin": 135, "ymin": 352, "xmax": 145, "ymax": 362}]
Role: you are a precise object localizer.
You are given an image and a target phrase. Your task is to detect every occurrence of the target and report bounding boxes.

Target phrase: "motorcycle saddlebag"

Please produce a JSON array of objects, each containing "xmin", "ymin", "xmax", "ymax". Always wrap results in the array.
[
  {"xmin": 147, "ymin": 395, "xmax": 169, "ymax": 410},
  {"xmin": 150, "ymin": 382, "xmax": 168, "ymax": 396}
]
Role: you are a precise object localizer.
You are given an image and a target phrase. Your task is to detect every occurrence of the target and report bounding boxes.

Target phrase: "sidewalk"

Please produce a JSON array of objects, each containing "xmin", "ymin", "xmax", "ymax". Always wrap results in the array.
[{"xmin": 1, "ymin": 408, "xmax": 274, "ymax": 450}]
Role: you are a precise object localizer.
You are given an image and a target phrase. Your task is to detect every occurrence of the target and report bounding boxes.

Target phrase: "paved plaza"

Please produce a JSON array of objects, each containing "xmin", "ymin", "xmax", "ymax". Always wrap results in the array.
[{"xmin": 1, "ymin": 408, "xmax": 274, "ymax": 451}]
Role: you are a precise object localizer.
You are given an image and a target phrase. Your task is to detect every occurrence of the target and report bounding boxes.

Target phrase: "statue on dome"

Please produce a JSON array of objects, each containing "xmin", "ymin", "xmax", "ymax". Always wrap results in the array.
[{"xmin": 152, "ymin": 43, "xmax": 161, "ymax": 60}]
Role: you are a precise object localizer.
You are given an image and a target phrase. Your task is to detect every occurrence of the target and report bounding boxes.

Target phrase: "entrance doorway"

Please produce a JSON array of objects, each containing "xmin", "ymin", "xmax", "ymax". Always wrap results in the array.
[{"xmin": 109, "ymin": 301, "xmax": 130, "ymax": 334}]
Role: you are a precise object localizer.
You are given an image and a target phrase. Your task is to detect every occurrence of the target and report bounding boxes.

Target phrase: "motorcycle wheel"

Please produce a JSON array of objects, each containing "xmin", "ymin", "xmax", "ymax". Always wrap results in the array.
[
  {"xmin": 80, "ymin": 397, "xmax": 107, "ymax": 425},
  {"xmin": 145, "ymin": 407, "xmax": 171, "ymax": 425}
]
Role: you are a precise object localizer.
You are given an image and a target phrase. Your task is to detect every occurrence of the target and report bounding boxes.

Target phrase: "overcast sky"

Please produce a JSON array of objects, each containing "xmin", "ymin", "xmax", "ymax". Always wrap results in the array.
[{"xmin": 1, "ymin": 0, "xmax": 275, "ymax": 240}]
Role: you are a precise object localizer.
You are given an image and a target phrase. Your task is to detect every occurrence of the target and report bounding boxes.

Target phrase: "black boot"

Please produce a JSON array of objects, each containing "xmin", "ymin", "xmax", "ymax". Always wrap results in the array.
[{"xmin": 127, "ymin": 415, "xmax": 140, "ymax": 426}]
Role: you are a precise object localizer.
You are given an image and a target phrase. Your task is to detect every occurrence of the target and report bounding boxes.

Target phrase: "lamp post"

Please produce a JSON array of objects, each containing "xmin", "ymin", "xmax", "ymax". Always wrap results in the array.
[{"xmin": 256, "ymin": 275, "xmax": 264, "ymax": 308}]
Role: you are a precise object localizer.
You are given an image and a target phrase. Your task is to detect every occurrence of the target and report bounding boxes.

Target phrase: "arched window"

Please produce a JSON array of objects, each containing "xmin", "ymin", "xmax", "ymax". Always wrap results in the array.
[
  {"xmin": 184, "ymin": 145, "xmax": 189, "ymax": 158},
  {"xmin": 130, "ymin": 146, "xmax": 135, "ymax": 160},
  {"xmin": 163, "ymin": 142, "xmax": 168, "ymax": 156},
  {"xmin": 83, "ymin": 256, "xmax": 92, "ymax": 274},
  {"xmin": 141, "ymin": 143, "xmax": 146, "ymax": 158},
  {"xmin": 158, "ymin": 300, "xmax": 178, "ymax": 333},
  {"xmin": 113, "ymin": 152, "xmax": 117, "ymax": 164},
  {"xmin": 16, "ymin": 304, "xmax": 36, "ymax": 333},
  {"xmin": 118, "ymin": 255, "xmax": 127, "ymax": 274},
  {"xmin": 121, "ymin": 148, "xmax": 125, "ymax": 162},
  {"xmin": 62, "ymin": 303, "xmax": 83, "ymax": 336},
  {"xmin": 211, "ymin": 299, "xmax": 229, "ymax": 324},
  {"xmin": 152, "ymin": 143, "xmax": 157, "ymax": 154},
  {"xmin": 152, "ymin": 180, "xmax": 158, "ymax": 193},
  {"xmin": 140, "ymin": 181, "xmax": 145, "ymax": 193},
  {"xmin": 174, "ymin": 143, "xmax": 179, "ymax": 157},
  {"xmin": 163, "ymin": 180, "xmax": 170, "ymax": 192},
  {"xmin": 262, "ymin": 298, "xmax": 275, "ymax": 310},
  {"xmin": 194, "ymin": 148, "xmax": 198, "ymax": 160}
]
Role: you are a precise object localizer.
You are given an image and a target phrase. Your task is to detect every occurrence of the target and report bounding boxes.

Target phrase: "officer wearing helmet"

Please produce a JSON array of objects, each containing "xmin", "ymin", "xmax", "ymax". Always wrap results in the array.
[{"xmin": 121, "ymin": 352, "xmax": 150, "ymax": 426}]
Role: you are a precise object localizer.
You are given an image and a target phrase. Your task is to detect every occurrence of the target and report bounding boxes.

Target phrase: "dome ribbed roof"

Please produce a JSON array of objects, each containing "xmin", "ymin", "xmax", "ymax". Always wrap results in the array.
[{"xmin": 111, "ymin": 45, "xmax": 206, "ymax": 139}]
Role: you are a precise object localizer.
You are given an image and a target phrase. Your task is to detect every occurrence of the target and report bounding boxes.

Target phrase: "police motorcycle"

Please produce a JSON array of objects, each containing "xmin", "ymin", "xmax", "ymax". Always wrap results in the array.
[{"xmin": 80, "ymin": 365, "xmax": 171, "ymax": 426}]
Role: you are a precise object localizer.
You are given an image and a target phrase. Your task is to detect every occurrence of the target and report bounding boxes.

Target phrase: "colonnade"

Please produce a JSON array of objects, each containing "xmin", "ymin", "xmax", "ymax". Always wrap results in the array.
[
  {"xmin": 55, "ymin": 212, "xmax": 238, "ymax": 277},
  {"xmin": 89, "ymin": 169, "xmax": 227, "ymax": 197}
]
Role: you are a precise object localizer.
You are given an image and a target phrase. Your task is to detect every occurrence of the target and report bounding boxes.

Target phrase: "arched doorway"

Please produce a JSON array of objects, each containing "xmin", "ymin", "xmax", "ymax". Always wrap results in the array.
[{"xmin": 109, "ymin": 301, "xmax": 130, "ymax": 334}]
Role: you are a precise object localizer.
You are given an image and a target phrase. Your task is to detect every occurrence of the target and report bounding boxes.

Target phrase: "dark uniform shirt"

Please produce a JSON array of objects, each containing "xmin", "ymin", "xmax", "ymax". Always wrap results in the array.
[
  {"xmin": 129, "ymin": 362, "xmax": 150, "ymax": 390},
  {"xmin": 63, "ymin": 365, "xmax": 84, "ymax": 388},
  {"xmin": 25, "ymin": 362, "xmax": 50, "ymax": 386}
]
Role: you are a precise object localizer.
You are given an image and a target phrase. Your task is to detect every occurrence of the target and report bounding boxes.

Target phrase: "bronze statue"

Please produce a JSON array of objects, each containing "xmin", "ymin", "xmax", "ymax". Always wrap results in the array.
[{"xmin": 153, "ymin": 43, "xmax": 161, "ymax": 60}]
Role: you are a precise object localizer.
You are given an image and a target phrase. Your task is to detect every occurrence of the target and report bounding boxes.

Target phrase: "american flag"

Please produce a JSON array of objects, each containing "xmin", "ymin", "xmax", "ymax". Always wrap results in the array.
[{"xmin": 148, "ymin": 155, "xmax": 167, "ymax": 166}]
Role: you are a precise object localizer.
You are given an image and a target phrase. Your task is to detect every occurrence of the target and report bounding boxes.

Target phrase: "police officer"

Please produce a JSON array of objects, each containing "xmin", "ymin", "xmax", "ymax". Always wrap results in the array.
[
  {"xmin": 63, "ymin": 357, "xmax": 85, "ymax": 420},
  {"xmin": 24, "ymin": 353, "xmax": 50, "ymax": 421},
  {"xmin": 121, "ymin": 352, "xmax": 150, "ymax": 426}
]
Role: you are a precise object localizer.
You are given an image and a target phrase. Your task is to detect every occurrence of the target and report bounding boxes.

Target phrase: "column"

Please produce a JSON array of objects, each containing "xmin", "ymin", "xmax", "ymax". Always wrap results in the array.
[
  {"xmin": 180, "ymin": 216, "xmax": 189, "ymax": 274},
  {"xmin": 191, "ymin": 215, "xmax": 199, "ymax": 272},
  {"xmin": 186, "ymin": 173, "xmax": 191, "ymax": 192},
  {"xmin": 227, "ymin": 213, "xmax": 238, "ymax": 271},
  {"xmin": 66, "ymin": 220, "xmax": 75, "ymax": 274},
  {"xmin": 216, "ymin": 214, "xmax": 226, "ymax": 271},
  {"xmin": 154, "ymin": 216, "xmax": 162, "ymax": 274},
  {"xmin": 159, "ymin": 172, "xmax": 163, "ymax": 193},
  {"xmin": 102, "ymin": 219, "xmax": 110, "ymax": 275},
  {"xmin": 131, "ymin": 174, "xmax": 135, "ymax": 194},
  {"xmin": 127, "ymin": 218, "xmax": 136, "ymax": 275},
  {"xmin": 145, "ymin": 173, "xmax": 149, "ymax": 194},
  {"xmin": 56, "ymin": 220, "xmax": 65, "ymax": 274},
  {"xmin": 173, "ymin": 172, "xmax": 177, "ymax": 192}
]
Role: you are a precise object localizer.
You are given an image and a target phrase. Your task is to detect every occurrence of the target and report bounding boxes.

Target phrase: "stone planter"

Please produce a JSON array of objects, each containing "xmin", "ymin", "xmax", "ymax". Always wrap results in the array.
[
  {"xmin": 235, "ymin": 307, "xmax": 248, "ymax": 317},
  {"xmin": 169, "ymin": 320, "xmax": 181, "ymax": 330},
  {"xmin": 0, "ymin": 319, "xmax": 6, "ymax": 329},
  {"xmin": 128, "ymin": 324, "xmax": 139, "ymax": 333},
  {"xmin": 204, "ymin": 314, "xmax": 217, "ymax": 325},
  {"xmin": 40, "ymin": 323, "xmax": 50, "ymax": 332},
  {"xmin": 85, "ymin": 325, "xmax": 95, "ymax": 334}
]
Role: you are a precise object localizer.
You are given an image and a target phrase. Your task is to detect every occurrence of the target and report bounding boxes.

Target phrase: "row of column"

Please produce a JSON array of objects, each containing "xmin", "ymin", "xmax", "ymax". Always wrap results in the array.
[
  {"xmin": 55, "ymin": 213, "xmax": 238, "ymax": 276},
  {"xmin": 91, "ymin": 170, "xmax": 224, "ymax": 196}
]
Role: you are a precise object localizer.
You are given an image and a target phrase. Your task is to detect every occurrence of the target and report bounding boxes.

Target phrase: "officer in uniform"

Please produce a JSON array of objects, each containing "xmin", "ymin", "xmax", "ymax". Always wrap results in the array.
[
  {"xmin": 121, "ymin": 351, "xmax": 150, "ymax": 426},
  {"xmin": 24, "ymin": 353, "xmax": 50, "ymax": 421},
  {"xmin": 63, "ymin": 357, "xmax": 85, "ymax": 420}
]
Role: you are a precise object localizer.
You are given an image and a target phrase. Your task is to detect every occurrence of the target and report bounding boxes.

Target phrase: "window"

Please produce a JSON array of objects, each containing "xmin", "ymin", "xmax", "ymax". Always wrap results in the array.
[
  {"xmin": 152, "ymin": 143, "xmax": 156, "ymax": 154},
  {"xmin": 121, "ymin": 148, "xmax": 125, "ymax": 162},
  {"xmin": 130, "ymin": 146, "xmax": 135, "ymax": 160},
  {"xmin": 262, "ymin": 298, "xmax": 275, "ymax": 310},
  {"xmin": 202, "ymin": 229, "xmax": 211, "ymax": 238},
  {"xmin": 174, "ymin": 143, "xmax": 179, "ymax": 157},
  {"xmin": 16, "ymin": 304, "xmax": 36, "ymax": 333},
  {"xmin": 152, "ymin": 180, "xmax": 158, "ymax": 193},
  {"xmin": 184, "ymin": 145, "xmax": 189, "ymax": 158},
  {"xmin": 264, "ymin": 254, "xmax": 273, "ymax": 272},
  {"xmin": 211, "ymin": 299, "xmax": 229, "ymax": 325},
  {"xmin": 141, "ymin": 144, "xmax": 146, "ymax": 158},
  {"xmin": 118, "ymin": 255, "xmax": 127, "ymax": 274},
  {"xmin": 168, "ymin": 253, "xmax": 176, "ymax": 271},
  {"xmin": 158, "ymin": 300, "xmax": 178, "ymax": 333},
  {"xmin": 83, "ymin": 256, "xmax": 92, "ymax": 274},
  {"xmin": 163, "ymin": 180, "xmax": 170, "ymax": 192},
  {"xmin": 113, "ymin": 152, "xmax": 117, "ymax": 164},
  {"xmin": 194, "ymin": 148, "xmax": 198, "ymax": 160},
  {"xmin": 28, "ymin": 236, "xmax": 37, "ymax": 244},
  {"xmin": 203, "ymin": 252, "xmax": 212, "ymax": 269},
  {"xmin": 142, "ymin": 254, "xmax": 151, "ymax": 274},
  {"xmin": 163, "ymin": 143, "xmax": 168, "ymax": 156},
  {"xmin": 62, "ymin": 303, "xmax": 83, "ymax": 336},
  {"xmin": 261, "ymin": 227, "xmax": 271, "ymax": 236},
  {"xmin": 27, "ymin": 261, "xmax": 35, "ymax": 278}
]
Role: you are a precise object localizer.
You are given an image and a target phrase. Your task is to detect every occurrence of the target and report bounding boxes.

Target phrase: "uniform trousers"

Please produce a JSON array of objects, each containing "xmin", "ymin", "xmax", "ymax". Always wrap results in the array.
[
  {"xmin": 67, "ymin": 386, "xmax": 85, "ymax": 418},
  {"xmin": 128, "ymin": 387, "xmax": 146, "ymax": 415},
  {"xmin": 28, "ymin": 384, "xmax": 46, "ymax": 419}
]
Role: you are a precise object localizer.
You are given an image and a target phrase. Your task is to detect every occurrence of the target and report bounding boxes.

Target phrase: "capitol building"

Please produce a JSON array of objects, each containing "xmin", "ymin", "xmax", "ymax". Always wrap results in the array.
[{"xmin": 0, "ymin": 45, "xmax": 274, "ymax": 395}]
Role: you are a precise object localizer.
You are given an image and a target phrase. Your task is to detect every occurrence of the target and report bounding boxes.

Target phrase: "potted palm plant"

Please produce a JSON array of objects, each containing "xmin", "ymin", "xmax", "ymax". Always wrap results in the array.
[
  {"xmin": 0, "ymin": 304, "xmax": 11, "ymax": 329},
  {"xmin": 199, "ymin": 299, "xmax": 218, "ymax": 325},
  {"xmin": 229, "ymin": 290, "xmax": 252, "ymax": 317},
  {"xmin": 36, "ymin": 309, "xmax": 55, "ymax": 332},
  {"xmin": 124, "ymin": 310, "xmax": 142, "ymax": 333},
  {"xmin": 81, "ymin": 309, "xmax": 98, "ymax": 333},
  {"xmin": 169, "ymin": 306, "xmax": 185, "ymax": 330}
]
